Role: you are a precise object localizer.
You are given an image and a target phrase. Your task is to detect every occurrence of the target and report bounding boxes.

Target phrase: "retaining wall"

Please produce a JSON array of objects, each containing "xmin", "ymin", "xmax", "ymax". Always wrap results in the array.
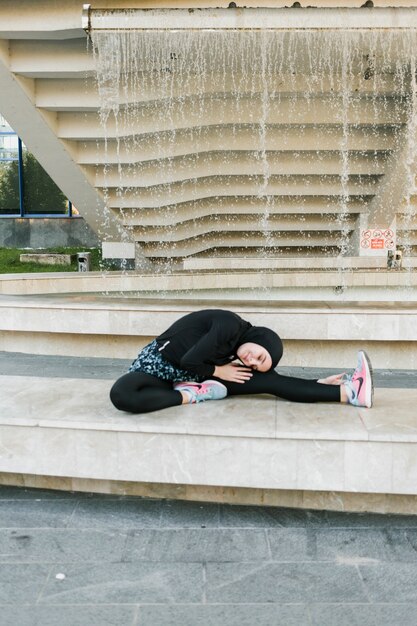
[{"xmin": 0, "ymin": 217, "xmax": 100, "ymax": 248}]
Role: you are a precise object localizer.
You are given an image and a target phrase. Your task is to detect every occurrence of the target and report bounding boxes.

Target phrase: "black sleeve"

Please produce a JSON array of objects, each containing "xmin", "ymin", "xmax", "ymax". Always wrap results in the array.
[{"xmin": 179, "ymin": 314, "xmax": 241, "ymax": 378}]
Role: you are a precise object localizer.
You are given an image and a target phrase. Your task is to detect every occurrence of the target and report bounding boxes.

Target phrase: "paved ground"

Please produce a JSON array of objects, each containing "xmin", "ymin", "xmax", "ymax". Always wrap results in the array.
[
  {"xmin": 2, "ymin": 351, "xmax": 417, "ymax": 625},
  {"xmin": 2, "ymin": 486, "xmax": 417, "ymax": 626},
  {"xmin": 1, "ymin": 351, "xmax": 417, "ymax": 388}
]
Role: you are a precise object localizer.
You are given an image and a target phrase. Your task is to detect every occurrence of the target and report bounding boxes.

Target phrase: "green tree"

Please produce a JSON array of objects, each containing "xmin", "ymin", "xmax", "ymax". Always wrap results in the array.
[
  {"xmin": 0, "ymin": 161, "xmax": 20, "ymax": 213},
  {"xmin": 0, "ymin": 152, "xmax": 67, "ymax": 214}
]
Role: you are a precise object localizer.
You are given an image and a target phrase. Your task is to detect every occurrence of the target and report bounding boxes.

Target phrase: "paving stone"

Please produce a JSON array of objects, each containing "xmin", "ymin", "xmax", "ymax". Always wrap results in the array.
[
  {"xmin": 359, "ymin": 563, "xmax": 417, "ymax": 602},
  {"xmin": 0, "ymin": 564, "xmax": 50, "ymax": 604},
  {"xmin": 161, "ymin": 500, "xmax": 220, "ymax": 527},
  {"xmin": 381, "ymin": 529, "xmax": 417, "ymax": 562},
  {"xmin": 0, "ymin": 500, "xmax": 76, "ymax": 528},
  {"xmin": 219, "ymin": 505, "xmax": 282, "ymax": 528},
  {"xmin": 206, "ymin": 562, "xmax": 367, "ymax": 603},
  {"xmin": 273, "ymin": 508, "xmax": 329, "ymax": 527},
  {"xmin": 68, "ymin": 497, "xmax": 162, "ymax": 529},
  {"xmin": 315, "ymin": 529, "xmax": 417, "ymax": 563},
  {"xmin": 267, "ymin": 528, "xmax": 317, "ymax": 561},
  {"xmin": 404, "ymin": 530, "xmax": 417, "ymax": 557},
  {"xmin": 220, "ymin": 505, "xmax": 327, "ymax": 528},
  {"xmin": 124, "ymin": 529, "xmax": 269, "ymax": 562},
  {"xmin": 310, "ymin": 603, "xmax": 417, "ymax": 626},
  {"xmin": 0, "ymin": 352, "xmax": 128, "ymax": 380},
  {"xmin": 326, "ymin": 510, "xmax": 417, "ymax": 528},
  {"xmin": 0, "ymin": 486, "xmax": 79, "ymax": 500},
  {"xmin": 137, "ymin": 604, "xmax": 311, "ymax": 626},
  {"xmin": 0, "ymin": 529, "xmax": 127, "ymax": 563},
  {"xmin": 2, "ymin": 486, "xmax": 417, "ymax": 622},
  {"xmin": 0, "ymin": 605, "xmax": 137, "ymax": 626},
  {"xmin": 3, "ymin": 352, "xmax": 416, "ymax": 388},
  {"xmin": 39, "ymin": 562, "xmax": 203, "ymax": 604}
]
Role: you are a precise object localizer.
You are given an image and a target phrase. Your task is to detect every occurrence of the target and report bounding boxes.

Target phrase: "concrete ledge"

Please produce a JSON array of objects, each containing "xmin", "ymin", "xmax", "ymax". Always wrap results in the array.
[
  {"xmin": 183, "ymin": 256, "xmax": 417, "ymax": 271},
  {"xmin": 89, "ymin": 7, "xmax": 417, "ymax": 31},
  {"xmin": 1, "ymin": 269, "xmax": 417, "ymax": 297},
  {"xmin": 1, "ymin": 294, "xmax": 417, "ymax": 367},
  {"xmin": 2, "ymin": 295, "xmax": 417, "ymax": 341},
  {"xmin": 3, "ymin": 472, "xmax": 417, "ymax": 515},
  {"xmin": 0, "ymin": 217, "xmax": 99, "ymax": 249},
  {"xmin": 1, "ymin": 374, "xmax": 417, "ymax": 512},
  {"xmin": 20, "ymin": 253, "xmax": 74, "ymax": 265}
]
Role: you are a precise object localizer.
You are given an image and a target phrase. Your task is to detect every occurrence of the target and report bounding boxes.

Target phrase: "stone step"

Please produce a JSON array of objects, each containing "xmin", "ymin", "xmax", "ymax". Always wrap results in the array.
[
  {"xmin": 131, "ymin": 219, "xmax": 356, "ymax": 242},
  {"xmin": 0, "ymin": 374, "xmax": 416, "ymax": 505},
  {"xmin": 183, "ymin": 256, "xmax": 417, "ymax": 271},
  {"xmin": 36, "ymin": 75, "xmax": 407, "ymax": 112},
  {"xmin": 2, "ymin": 270, "xmax": 417, "ymax": 296},
  {"xmin": 1, "ymin": 292, "xmax": 417, "ymax": 367},
  {"xmin": 77, "ymin": 127, "xmax": 399, "ymax": 165},
  {"xmin": 140, "ymin": 235, "xmax": 350, "ymax": 257},
  {"xmin": 91, "ymin": 152, "xmax": 387, "ymax": 188},
  {"xmin": 57, "ymin": 102, "xmax": 405, "ymax": 140},
  {"xmin": 106, "ymin": 176, "xmax": 379, "ymax": 210},
  {"xmin": 120, "ymin": 198, "xmax": 370, "ymax": 226}
]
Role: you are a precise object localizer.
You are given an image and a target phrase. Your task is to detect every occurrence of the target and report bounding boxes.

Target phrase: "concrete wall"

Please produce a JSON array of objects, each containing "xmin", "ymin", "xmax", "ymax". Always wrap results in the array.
[{"xmin": 0, "ymin": 217, "xmax": 100, "ymax": 248}]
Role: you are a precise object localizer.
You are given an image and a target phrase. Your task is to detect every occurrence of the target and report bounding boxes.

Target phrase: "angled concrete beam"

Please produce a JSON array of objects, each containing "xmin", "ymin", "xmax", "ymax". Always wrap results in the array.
[
  {"xmin": 0, "ymin": 0, "xmax": 84, "ymax": 40},
  {"xmin": 0, "ymin": 39, "xmax": 123, "ymax": 242},
  {"xmin": 9, "ymin": 39, "xmax": 94, "ymax": 78}
]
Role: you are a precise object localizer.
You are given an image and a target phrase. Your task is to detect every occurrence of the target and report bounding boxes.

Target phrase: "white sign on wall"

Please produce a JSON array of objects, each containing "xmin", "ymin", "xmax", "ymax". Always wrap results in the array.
[{"xmin": 359, "ymin": 226, "xmax": 396, "ymax": 256}]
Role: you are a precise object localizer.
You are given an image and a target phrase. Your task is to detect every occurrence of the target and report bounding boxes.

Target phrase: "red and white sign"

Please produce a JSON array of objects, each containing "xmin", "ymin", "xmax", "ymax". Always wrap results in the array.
[
  {"xmin": 360, "ymin": 227, "xmax": 396, "ymax": 254},
  {"xmin": 371, "ymin": 238, "xmax": 384, "ymax": 249}
]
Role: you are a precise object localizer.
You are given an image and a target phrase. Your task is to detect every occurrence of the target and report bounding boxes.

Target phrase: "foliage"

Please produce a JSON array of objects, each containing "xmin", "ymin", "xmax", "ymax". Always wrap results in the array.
[
  {"xmin": 0, "ymin": 162, "xmax": 19, "ymax": 212},
  {"xmin": 0, "ymin": 152, "xmax": 67, "ymax": 214}
]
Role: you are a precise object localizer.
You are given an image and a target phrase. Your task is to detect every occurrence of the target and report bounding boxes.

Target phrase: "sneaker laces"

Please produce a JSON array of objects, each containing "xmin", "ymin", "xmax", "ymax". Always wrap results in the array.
[
  {"xmin": 196, "ymin": 385, "xmax": 216, "ymax": 402},
  {"xmin": 344, "ymin": 379, "xmax": 357, "ymax": 400}
]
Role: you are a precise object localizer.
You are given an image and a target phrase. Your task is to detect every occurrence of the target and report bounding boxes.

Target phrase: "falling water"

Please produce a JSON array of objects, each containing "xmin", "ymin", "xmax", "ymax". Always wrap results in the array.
[
  {"xmin": 91, "ymin": 21, "xmax": 417, "ymax": 291},
  {"xmin": 401, "ymin": 54, "xmax": 417, "ymax": 289}
]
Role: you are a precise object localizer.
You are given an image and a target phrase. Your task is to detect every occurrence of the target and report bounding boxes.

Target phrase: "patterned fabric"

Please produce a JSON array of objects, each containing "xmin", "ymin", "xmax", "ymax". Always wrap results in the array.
[{"xmin": 128, "ymin": 339, "xmax": 203, "ymax": 383}]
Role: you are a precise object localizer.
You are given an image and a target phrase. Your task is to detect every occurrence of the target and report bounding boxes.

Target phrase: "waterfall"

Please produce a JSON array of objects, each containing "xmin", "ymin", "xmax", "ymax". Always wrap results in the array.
[{"xmin": 91, "ymin": 24, "xmax": 417, "ymax": 267}]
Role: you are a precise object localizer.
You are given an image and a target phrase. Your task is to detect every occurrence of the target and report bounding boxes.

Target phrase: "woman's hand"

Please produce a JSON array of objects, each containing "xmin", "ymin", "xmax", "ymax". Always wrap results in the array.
[{"xmin": 214, "ymin": 363, "xmax": 253, "ymax": 383}]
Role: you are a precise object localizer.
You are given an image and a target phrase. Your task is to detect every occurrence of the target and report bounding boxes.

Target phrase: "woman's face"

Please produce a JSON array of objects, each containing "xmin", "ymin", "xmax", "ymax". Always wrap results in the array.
[{"xmin": 236, "ymin": 342, "xmax": 272, "ymax": 372}]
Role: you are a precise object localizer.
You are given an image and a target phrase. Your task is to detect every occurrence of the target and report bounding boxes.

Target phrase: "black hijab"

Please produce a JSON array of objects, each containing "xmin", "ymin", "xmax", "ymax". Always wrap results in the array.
[{"xmin": 238, "ymin": 326, "xmax": 283, "ymax": 371}]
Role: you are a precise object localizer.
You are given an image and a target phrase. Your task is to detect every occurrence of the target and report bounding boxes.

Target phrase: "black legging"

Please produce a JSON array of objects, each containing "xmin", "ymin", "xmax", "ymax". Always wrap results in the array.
[{"xmin": 110, "ymin": 369, "xmax": 341, "ymax": 414}]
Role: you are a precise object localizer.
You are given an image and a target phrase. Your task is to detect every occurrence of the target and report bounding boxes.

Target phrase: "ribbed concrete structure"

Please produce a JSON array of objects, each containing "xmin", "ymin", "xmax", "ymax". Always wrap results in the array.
[{"xmin": 1, "ymin": 1, "xmax": 417, "ymax": 266}]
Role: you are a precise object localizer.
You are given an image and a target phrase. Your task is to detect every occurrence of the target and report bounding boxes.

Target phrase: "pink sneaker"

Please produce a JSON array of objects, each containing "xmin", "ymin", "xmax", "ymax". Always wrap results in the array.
[
  {"xmin": 174, "ymin": 380, "xmax": 227, "ymax": 403},
  {"xmin": 344, "ymin": 351, "xmax": 374, "ymax": 408}
]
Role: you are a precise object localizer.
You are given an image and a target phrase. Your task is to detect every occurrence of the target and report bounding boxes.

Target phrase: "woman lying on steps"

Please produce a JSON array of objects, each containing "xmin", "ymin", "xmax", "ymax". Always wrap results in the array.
[{"xmin": 110, "ymin": 308, "xmax": 374, "ymax": 414}]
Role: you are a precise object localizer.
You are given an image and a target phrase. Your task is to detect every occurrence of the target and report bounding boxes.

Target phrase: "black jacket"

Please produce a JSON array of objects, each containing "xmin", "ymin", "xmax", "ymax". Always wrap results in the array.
[{"xmin": 156, "ymin": 309, "xmax": 252, "ymax": 378}]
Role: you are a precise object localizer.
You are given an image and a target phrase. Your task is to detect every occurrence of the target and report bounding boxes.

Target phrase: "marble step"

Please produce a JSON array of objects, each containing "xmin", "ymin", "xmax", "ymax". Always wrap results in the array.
[
  {"xmin": 183, "ymin": 256, "xmax": 417, "ymax": 271},
  {"xmin": 1, "ymin": 294, "xmax": 417, "ymax": 366},
  {"xmin": 0, "ymin": 375, "xmax": 416, "ymax": 505},
  {"xmin": 1, "ymin": 269, "xmax": 417, "ymax": 296}
]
